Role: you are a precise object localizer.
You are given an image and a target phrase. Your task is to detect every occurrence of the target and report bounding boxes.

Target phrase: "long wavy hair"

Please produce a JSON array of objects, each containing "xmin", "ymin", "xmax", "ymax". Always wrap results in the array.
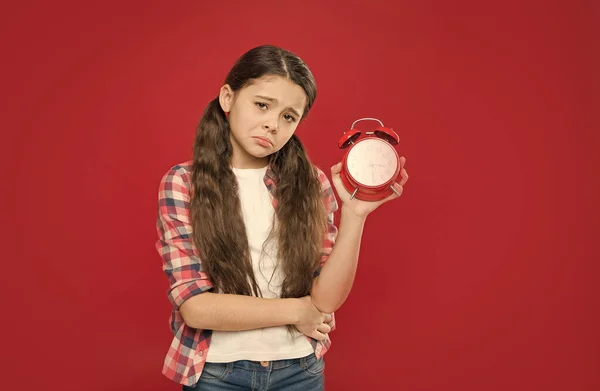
[{"xmin": 190, "ymin": 45, "xmax": 327, "ymax": 311}]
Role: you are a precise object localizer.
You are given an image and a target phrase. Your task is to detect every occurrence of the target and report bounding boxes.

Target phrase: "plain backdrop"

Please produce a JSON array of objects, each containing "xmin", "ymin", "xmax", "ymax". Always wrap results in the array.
[{"xmin": 1, "ymin": 1, "xmax": 599, "ymax": 390}]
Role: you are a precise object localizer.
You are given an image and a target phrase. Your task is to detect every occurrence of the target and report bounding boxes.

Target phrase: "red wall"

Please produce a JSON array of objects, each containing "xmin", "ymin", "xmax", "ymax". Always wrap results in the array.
[{"xmin": 2, "ymin": 1, "xmax": 598, "ymax": 390}]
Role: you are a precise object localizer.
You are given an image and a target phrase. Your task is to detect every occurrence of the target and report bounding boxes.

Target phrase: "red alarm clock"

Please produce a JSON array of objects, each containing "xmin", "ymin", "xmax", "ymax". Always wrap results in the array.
[{"xmin": 338, "ymin": 117, "xmax": 401, "ymax": 201}]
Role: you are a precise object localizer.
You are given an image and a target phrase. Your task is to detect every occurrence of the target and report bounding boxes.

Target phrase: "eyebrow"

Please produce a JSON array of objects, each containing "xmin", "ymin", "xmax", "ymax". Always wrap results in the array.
[{"xmin": 254, "ymin": 95, "xmax": 302, "ymax": 118}]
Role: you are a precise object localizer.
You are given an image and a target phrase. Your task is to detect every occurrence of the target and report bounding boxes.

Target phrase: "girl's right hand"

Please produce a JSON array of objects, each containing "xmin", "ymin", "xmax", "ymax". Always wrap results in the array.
[{"xmin": 294, "ymin": 296, "xmax": 332, "ymax": 341}]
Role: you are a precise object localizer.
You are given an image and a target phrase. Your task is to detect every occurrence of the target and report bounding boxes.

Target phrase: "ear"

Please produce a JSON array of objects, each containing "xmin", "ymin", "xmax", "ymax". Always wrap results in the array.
[{"xmin": 219, "ymin": 84, "xmax": 235, "ymax": 113}]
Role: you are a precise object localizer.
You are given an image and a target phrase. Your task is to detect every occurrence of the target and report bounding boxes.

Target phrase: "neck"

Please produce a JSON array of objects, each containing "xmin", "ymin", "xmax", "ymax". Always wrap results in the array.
[{"xmin": 230, "ymin": 156, "xmax": 269, "ymax": 169}]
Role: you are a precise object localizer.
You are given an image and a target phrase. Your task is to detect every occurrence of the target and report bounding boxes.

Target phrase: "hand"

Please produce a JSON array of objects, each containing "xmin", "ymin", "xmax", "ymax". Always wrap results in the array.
[
  {"xmin": 293, "ymin": 296, "xmax": 333, "ymax": 341},
  {"xmin": 331, "ymin": 156, "xmax": 409, "ymax": 218}
]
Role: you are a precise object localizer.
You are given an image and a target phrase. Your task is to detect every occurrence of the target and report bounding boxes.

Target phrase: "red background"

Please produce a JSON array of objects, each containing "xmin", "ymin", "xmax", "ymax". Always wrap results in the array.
[{"xmin": 2, "ymin": 1, "xmax": 599, "ymax": 390}]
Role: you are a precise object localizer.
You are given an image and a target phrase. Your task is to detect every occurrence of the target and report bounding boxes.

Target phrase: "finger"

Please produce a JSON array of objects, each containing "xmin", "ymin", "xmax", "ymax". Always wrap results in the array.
[
  {"xmin": 322, "ymin": 313, "xmax": 333, "ymax": 323},
  {"xmin": 317, "ymin": 323, "xmax": 332, "ymax": 334},
  {"xmin": 330, "ymin": 162, "xmax": 342, "ymax": 175},
  {"xmin": 400, "ymin": 156, "xmax": 406, "ymax": 169},
  {"xmin": 386, "ymin": 183, "xmax": 403, "ymax": 201},
  {"xmin": 312, "ymin": 331, "xmax": 327, "ymax": 341},
  {"xmin": 399, "ymin": 169, "xmax": 409, "ymax": 186}
]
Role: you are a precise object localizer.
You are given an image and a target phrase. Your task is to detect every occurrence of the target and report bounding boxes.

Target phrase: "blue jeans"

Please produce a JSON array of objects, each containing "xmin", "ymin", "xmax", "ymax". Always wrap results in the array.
[{"xmin": 182, "ymin": 353, "xmax": 325, "ymax": 391}]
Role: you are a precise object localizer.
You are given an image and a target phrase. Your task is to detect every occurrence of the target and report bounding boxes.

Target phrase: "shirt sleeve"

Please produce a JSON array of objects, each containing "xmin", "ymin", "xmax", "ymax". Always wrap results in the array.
[
  {"xmin": 315, "ymin": 167, "xmax": 339, "ymax": 277},
  {"xmin": 155, "ymin": 167, "xmax": 213, "ymax": 308}
]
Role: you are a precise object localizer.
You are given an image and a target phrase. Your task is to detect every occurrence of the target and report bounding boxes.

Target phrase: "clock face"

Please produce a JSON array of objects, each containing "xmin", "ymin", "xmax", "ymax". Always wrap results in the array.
[{"xmin": 346, "ymin": 138, "xmax": 398, "ymax": 187}]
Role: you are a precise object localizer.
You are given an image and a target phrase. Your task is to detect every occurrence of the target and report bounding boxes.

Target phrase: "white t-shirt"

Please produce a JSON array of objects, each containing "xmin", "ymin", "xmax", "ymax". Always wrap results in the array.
[{"xmin": 205, "ymin": 165, "xmax": 313, "ymax": 363}]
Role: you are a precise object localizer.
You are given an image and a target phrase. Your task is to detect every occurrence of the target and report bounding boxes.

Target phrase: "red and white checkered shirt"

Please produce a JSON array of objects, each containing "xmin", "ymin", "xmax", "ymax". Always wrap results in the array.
[{"xmin": 155, "ymin": 160, "xmax": 339, "ymax": 386}]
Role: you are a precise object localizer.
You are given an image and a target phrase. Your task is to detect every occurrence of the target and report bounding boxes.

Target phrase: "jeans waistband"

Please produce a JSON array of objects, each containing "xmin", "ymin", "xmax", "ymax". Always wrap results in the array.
[{"xmin": 229, "ymin": 353, "xmax": 315, "ymax": 371}]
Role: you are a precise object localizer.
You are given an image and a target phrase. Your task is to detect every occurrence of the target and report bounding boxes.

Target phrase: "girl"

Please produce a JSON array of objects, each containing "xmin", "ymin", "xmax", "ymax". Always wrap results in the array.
[{"xmin": 156, "ymin": 44, "xmax": 409, "ymax": 390}]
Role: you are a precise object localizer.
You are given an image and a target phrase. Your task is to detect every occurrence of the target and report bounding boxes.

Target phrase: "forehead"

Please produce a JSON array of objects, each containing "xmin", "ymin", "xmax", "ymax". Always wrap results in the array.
[{"xmin": 241, "ymin": 76, "xmax": 306, "ymax": 110}]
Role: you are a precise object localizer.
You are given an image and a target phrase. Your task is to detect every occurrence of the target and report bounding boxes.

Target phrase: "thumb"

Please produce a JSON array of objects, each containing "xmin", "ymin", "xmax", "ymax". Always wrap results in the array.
[{"xmin": 331, "ymin": 162, "xmax": 343, "ymax": 176}]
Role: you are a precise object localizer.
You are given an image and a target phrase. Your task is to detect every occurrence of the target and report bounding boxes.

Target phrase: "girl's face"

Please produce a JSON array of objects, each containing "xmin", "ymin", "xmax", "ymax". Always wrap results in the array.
[{"xmin": 219, "ymin": 75, "xmax": 307, "ymax": 169}]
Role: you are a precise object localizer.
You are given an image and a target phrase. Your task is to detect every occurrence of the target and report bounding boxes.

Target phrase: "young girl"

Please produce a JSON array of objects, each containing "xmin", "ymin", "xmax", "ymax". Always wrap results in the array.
[{"xmin": 156, "ymin": 44, "xmax": 408, "ymax": 390}]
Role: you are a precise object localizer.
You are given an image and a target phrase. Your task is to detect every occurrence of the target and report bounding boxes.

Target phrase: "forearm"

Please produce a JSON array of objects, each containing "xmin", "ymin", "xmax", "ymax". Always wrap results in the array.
[
  {"xmin": 180, "ymin": 291, "xmax": 299, "ymax": 331},
  {"xmin": 311, "ymin": 206, "xmax": 367, "ymax": 313}
]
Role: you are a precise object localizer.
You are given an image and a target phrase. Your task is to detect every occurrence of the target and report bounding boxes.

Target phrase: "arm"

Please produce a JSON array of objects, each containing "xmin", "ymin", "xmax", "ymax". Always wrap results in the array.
[
  {"xmin": 311, "ymin": 207, "xmax": 365, "ymax": 314},
  {"xmin": 310, "ymin": 161, "xmax": 407, "ymax": 313},
  {"xmin": 180, "ymin": 292, "xmax": 300, "ymax": 331}
]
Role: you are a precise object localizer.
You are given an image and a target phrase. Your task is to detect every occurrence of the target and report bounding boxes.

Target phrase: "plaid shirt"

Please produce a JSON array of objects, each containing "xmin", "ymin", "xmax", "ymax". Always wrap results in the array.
[{"xmin": 155, "ymin": 160, "xmax": 339, "ymax": 386}]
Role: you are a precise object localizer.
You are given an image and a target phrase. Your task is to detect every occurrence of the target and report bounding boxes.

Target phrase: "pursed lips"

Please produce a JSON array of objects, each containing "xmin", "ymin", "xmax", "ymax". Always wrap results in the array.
[{"xmin": 253, "ymin": 136, "xmax": 273, "ymax": 146}]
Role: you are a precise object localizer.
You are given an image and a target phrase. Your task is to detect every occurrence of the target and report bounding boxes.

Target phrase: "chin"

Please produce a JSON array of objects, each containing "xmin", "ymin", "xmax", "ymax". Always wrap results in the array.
[
  {"xmin": 243, "ymin": 148, "xmax": 269, "ymax": 159},
  {"xmin": 250, "ymin": 145, "xmax": 273, "ymax": 155}
]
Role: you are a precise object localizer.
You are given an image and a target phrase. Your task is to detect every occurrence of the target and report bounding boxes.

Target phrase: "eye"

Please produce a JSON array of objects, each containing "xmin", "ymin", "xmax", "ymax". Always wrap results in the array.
[
  {"xmin": 255, "ymin": 102, "xmax": 268, "ymax": 110},
  {"xmin": 283, "ymin": 114, "xmax": 297, "ymax": 123}
]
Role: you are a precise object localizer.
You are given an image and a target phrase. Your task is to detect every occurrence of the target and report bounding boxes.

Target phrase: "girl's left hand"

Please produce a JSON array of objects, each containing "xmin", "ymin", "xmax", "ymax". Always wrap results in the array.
[{"xmin": 330, "ymin": 157, "xmax": 409, "ymax": 218}]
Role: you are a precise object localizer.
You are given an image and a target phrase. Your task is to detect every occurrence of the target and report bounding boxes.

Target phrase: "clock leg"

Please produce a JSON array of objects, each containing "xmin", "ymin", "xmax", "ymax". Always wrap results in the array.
[
  {"xmin": 349, "ymin": 187, "xmax": 359, "ymax": 200},
  {"xmin": 390, "ymin": 184, "xmax": 401, "ymax": 197}
]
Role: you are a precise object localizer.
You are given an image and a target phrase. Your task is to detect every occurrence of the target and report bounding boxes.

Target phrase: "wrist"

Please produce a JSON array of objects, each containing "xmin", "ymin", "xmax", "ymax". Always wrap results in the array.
[
  {"xmin": 282, "ymin": 298, "xmax": 301, "ymax": 325},
  {"xmin": 340, "ymin": 203, "xmax": 369, "ymax": 222}
]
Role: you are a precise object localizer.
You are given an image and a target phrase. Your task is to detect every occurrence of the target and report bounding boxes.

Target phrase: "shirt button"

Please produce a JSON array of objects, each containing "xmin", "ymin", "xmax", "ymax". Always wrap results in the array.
[
  {"xmin": 198, "ymin": 351, "xmax": 204, "ymax": 356},
  {"xmin": 260, "ymin": 361, "xmax": 269, "ymax": 367}
]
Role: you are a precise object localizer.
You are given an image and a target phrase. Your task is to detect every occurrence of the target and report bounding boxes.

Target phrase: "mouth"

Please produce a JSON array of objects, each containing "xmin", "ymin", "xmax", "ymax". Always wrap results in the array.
[{"xmin": 253, "ymin": 136, "xmax": 273, "ymax": 146}]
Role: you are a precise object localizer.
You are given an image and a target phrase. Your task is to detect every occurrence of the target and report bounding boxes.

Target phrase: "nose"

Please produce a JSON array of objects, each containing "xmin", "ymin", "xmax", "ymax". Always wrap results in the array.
[{"xmin": 263, "ymin": 117, "xmax": 278, "ymax": 133}]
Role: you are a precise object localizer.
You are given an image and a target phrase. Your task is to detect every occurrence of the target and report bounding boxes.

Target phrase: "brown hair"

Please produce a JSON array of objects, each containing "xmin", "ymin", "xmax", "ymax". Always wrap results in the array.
[{"xmin": 190, "ymin": 45, "xmax": 327, "ymax": 310}]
